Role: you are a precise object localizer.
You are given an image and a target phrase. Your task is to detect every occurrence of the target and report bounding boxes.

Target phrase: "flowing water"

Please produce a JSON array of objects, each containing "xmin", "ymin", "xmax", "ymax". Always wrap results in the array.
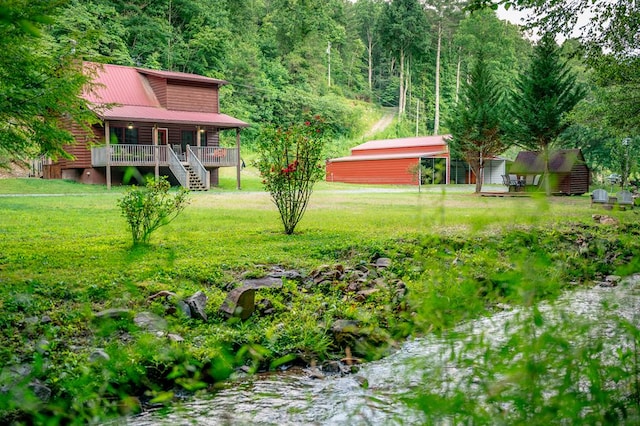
[{"xmin": 127, "ymin": 276, "xmax": 640, "ymax": 425}]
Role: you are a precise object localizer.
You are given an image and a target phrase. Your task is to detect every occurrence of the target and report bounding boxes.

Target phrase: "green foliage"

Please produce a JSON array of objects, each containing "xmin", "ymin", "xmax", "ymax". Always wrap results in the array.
[
  {"xmin": 507, "ymin": 33, "xmax": 586, "ymax": 194},
  {"xmin": 117, "ymin": 176, "xmax": 189, "ymax": 246},
  {"xmin": 448, "ymin": 51, "xmax": 506, "ymax": 193},
  {"xmin": 0, "ymin": 0, "xmax": 98, "ymax": 159},
  {"xmin": 405, "ymin": 295, "xmax": 640, "ymax": 424},
  {"xmin": 256, "ymin": 116, "xmax": 328, "ymax": 234}
]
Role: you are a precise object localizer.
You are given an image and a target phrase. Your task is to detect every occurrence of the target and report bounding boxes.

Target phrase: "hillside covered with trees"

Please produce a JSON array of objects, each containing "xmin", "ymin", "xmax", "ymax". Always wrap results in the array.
[{"xmin": 1, "ymin": 0, "xmax": 638, "ymax": 176}]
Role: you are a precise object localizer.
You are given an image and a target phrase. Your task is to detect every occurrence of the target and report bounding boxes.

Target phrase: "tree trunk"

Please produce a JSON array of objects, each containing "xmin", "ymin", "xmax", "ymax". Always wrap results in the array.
[
  {"xmin": 475, "ymin": 166, "xmax": 484, "ymax": 193},
  {"xmin": 399, "ymin": 47, "xmax": 405, "ymax": 115},
  {"xmin": 543, "ymin": 145, "xmax": 551, "ymax": 196},
  {"xmin": 367, "ymin": 31, "xmax": 373, "ymax": 91},
  {"xmin": 455, "ymin": 48, "xmax": 461, "ymax": 103},
  {"xmin": 433, "ymin": 22, "xmax": 442, "ymax": 135}
]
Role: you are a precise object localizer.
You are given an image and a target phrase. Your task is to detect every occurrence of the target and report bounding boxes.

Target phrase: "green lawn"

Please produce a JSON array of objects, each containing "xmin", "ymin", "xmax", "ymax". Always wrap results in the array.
[{"xmin": 1, "ymin": 175, "xmax": 638, "ymax": 423}]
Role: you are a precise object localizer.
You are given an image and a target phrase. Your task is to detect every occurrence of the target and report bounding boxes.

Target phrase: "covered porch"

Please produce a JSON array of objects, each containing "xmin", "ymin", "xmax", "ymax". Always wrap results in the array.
[{"xmin": 92, "ymin": 118, "xmax": 247, "ymax": 191}]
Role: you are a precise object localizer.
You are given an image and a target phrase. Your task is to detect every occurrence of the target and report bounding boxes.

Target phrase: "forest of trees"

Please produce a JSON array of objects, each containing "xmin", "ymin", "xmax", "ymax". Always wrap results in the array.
[{"xmin": 1, "ymin": 0, "xmax": 638, "ymax": 177}]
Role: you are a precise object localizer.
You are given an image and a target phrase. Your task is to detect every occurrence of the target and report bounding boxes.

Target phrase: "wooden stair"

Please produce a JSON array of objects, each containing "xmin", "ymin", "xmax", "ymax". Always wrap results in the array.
[{"xmin": 183, "ymin": 164, "xmax": 207, "ymax": 191}]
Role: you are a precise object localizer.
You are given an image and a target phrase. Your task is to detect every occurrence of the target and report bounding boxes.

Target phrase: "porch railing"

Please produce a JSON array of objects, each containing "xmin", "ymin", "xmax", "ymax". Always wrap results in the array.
[
  {"xmin": 92, "ymin": 144, "xmax": 237, "ymax": 168},
  {"xmin": 91, "ymin": 144, "xmax": 167, "ymax": 167},
  {"xmin": 186, "ymin": 146, "xmax": 210, "ymax": 190},
  {"xmin": 167, "ymin": 147, "xmax": 189, "ymax": 188},
  {"xmin": 193, "ymin": 146, "xmax": 237, "ymax": 167}
]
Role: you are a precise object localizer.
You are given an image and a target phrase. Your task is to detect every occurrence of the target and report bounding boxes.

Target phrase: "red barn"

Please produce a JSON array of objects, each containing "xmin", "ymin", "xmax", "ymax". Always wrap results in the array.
[{"xmin": 325, "ymin": 135, "xmax": 450, "ymax": 185}]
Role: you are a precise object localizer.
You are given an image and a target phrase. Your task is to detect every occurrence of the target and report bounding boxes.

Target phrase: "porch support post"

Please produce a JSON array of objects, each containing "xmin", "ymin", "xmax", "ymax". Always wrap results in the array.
[
  {"xmin": 105, "ymin": 120, "xmax": 111, "ymax": 190},
  {"xmin": 236, "ymin": 128, "xmax": 241, "ymax": 190},
  {"xmin": 153, "ymin": 124, "xmax": 159, "ymax": 180},
  {"xmin": 446, "ymin": 155, "xmax": 450, "ymax": 184},
  {"xmin": 196, "ymin": 126, "xmax": 201, "ymax": 147}
]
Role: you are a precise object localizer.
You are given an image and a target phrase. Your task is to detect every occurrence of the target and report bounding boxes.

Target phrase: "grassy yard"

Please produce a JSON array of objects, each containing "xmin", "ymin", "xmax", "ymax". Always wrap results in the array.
[{"xmin": 1, "ymin": 173, "xmax": 639, "ymax": 423}]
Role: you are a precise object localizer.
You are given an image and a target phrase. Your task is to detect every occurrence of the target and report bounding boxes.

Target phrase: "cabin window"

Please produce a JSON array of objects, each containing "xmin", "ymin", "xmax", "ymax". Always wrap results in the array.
[{"xmin": 110, "ymin": 127, "xmax": 138, "ymax": 144}]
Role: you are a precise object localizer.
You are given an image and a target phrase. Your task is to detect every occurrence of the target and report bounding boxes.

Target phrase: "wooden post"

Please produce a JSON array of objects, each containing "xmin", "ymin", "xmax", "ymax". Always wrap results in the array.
[
  {"xmin": 153, "ymin": 124, "xmax": 159, "ymax": 180},
  {"xmin": 236, "ymin": 128, "xmax": 241, "ymax": 190},
  {"xmin": 105, "ymin": 120, "xmax": 111, "ymax": 190}
]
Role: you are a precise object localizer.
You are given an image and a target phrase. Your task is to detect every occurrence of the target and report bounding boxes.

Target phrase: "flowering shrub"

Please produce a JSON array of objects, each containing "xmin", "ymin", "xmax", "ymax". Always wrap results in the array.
[
  {"xmin": 256, "ymin": 116, "xmax": 327, "ymax": 234},
  {"xmin": 117, "ymin": 176, "xmax": 189, "ymax": 245}
]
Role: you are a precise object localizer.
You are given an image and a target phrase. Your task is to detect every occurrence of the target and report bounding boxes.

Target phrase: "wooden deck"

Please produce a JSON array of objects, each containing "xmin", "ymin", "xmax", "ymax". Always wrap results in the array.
[{"xmin": 480, "ymin": 191, "xmax": 533, "ymax": 197}]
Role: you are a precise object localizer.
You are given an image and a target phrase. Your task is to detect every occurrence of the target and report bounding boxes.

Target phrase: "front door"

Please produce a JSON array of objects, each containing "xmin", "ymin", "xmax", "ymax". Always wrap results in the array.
[{"xmin": 157, "ymin": 128, "xmax": 168, "ymax": 145}]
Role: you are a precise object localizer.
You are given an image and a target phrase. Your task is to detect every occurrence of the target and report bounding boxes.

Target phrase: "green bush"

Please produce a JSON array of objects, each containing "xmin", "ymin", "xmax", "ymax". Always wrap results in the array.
[{"xmin": 117, "ymin": 177, "xmax": 189, "ymax": 246}]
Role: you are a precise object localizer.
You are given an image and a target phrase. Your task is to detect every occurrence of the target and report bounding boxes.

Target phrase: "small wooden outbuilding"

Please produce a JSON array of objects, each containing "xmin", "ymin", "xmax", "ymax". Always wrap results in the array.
[
  {"xmin": 325, "ymin": 135, "xmax": 450, "ymax": 185},
  {"xmin": 509, "ymin": 149, "xmax": 590, "ymax": 195}
]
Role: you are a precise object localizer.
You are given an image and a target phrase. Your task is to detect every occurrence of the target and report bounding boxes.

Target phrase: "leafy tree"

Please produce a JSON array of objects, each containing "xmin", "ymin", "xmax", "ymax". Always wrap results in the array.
[
  {"xmin": 0, "ymin": 0, "xmax": 97, "ymax": 160},
  {"xmin": 507, "ymin": 34, "xmax": 585, "ymax": 195},
  {"xmin": 468, "ymin": 0, "xmax": 640, "ymax": 135},
  {"xmin": 448, "ymin": 52, "xmax": 505, "ymax": 193},
  {"xmin": 424, "ymin": 0, "xmax": 466, "ymax": 135},
  {"xmin": 117, "ymin": 176, "xmax": 190, "ymax": 246},
  {"xmin": 256, "ymin": 116, "xmax": 328, "ymax": 235},
  {"xmin": 379, "ymin": 0, "xmax": 428, "ymax": 115}
]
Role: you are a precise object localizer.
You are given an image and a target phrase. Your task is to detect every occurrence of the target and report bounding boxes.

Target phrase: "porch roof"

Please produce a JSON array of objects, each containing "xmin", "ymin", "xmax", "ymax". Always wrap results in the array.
[{"xmin": 97, "ymin": 104, "xmax": 249, "ymax": 128}]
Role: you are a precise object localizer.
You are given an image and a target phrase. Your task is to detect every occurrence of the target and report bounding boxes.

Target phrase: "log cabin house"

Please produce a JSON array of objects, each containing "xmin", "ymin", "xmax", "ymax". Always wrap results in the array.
[{"xmin": 44, "ymin": 62, "xmax": 249, "ymax": 190}]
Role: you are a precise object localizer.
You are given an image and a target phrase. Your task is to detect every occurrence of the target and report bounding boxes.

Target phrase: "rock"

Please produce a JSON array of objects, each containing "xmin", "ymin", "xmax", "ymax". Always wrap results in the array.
[
  {"xmin": 354, "ymin": 376, "xmax": 369, "ymax": 389},
  {"xmin": 256, "ymin": 298, "xmax": 275, "ymax": 315},
  {"xmin": 36, "ymin": 339, "xmax": 50, "ymax": 354},
  {"xmin": 133, "ymin": 312, "xmax": 167, "ymax": 332},
  {"xmin": 305, "ymin": 366, "xmax": 325, "ymax": 380},
  {"xmin": 40, "ymin": 315, "xmax": 52, "ymax": 324},
  {"xmin": 374, "ymin": 258, "xmax": 392, "ymax": 268},
  {"xmin": 594, "ymin": 214, "xmax": 619, "ymax": 225},
  {"xmin": 175, "ymin": 300, "xmax": 192, "ymax": 318},
  {"xmin": 185, "ymin": 291, "xmax": 208, "ymax": 321},
  {"xmin": 94, "ymin": 308, "xmax": 132, "ymax": 320},
  {"xmin": 28, "ymin": 380, "xmax": 51, "ymax": 403},
  {"xmin": 89, "ymin": 349, "xmax": 110, "ymax": 363},
  {"xmin": 356, "ymin": 288, "xmax": 380, "ymax": 301},
  {"xmin": 219, "ymin": 277, "xmax": 282, "ymax": 320},
  {"xmin": 322, "ymin": 360, "xmax": 350, "ymax": 375},
  {"xmin": 331, "ymin": 319, "xmax": 360, "ymax": 335},
  {"xmin": 605, "ymin": 275, "xmax": 621, "ymax": 284},
  {"xmin": 167, "ymin": 333, "xmax": 184, "ymax": 343}
]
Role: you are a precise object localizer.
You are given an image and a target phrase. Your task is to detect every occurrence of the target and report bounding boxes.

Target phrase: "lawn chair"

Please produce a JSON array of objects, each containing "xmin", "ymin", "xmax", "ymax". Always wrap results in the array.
[
  {"xmin": 617, "ymin": 190, "xmax": 634, "ymax": 209},
  {"xmin": 591, "ymin": 189, "xmax": 609, "ymax": 207}
]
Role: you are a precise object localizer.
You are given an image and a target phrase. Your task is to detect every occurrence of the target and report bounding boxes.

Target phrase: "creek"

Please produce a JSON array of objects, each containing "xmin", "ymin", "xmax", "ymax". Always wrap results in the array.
[{"xmin": 127, "ymin": 275, "xmax": 640, "ymax": 425}]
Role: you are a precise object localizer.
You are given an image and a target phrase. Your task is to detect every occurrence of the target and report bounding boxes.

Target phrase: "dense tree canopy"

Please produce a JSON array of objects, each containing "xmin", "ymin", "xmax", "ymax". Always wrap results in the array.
[
  {"xmin": 0, "ymin": 0, "xmax": 635, "ymax": 176},
  {"xmin": 0, "ymin": 0, "xmax": 97, "ymax": 159},
  {"xmin": 448, "ymin": 52, "xmax": 505, "ymax": 194},
  {"xmin": 507, "ymin": 34, "xmax": 586, "ymax": 194}
]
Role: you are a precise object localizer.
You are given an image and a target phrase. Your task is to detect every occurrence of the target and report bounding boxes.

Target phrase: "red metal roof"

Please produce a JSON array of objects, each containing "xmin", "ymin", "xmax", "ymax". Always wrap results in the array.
[
  {"xmin": 352, "ymin": 135, "xmax": 450, "ymax": 152},
  {"xmin": 136, "ymin": 68, "xmax": 227, "ymax": 85},
  {"xmin": 101, "ymin": 105, "xmax": 249, "ymax": 127},
  {"xmin": 327, "ymin": 150, "xmax": 449, "ymax": 163},
  {"xmin": 83, "ymin": 62, "xmax": 248, "ymax": 128},
  {"xmin": 84, "ymin": 63, "xmax": 159, "ymax": 106}
]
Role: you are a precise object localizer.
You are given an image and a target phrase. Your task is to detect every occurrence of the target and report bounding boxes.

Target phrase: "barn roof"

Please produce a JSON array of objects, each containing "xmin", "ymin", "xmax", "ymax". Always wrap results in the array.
[
  {"xmin": 327, "ymin": 150, "xmax": 449, "ymax": 163},
  {"xmin": 83, "ymin": 62, "xmax": 248, "ymax": 128},
  {"xmin": 509, "ymin": 149, "xmax": 586, "ymax": 174},
  {"xmin": 352, "ymin": 135, "xmax": 450, "ymax": 152}
]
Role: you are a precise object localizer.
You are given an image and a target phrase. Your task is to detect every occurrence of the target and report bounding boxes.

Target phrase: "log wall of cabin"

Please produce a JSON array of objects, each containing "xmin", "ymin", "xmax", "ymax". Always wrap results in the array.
[
  {"xmin": 166, "ymin": 81, "xmax": 218, "ymax": 113},
  {"xmin": 146, "ymin": 75, "xmax": 167, "ymax": 107}
]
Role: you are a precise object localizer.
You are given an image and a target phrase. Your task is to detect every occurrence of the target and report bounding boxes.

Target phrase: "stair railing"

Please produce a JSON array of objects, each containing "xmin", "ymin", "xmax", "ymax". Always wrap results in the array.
[
  {"xmin": 186, "ymin": 145, "xmax": 210, "ymax": 190},
  {"xmin": 167, "ymin": 146, "xmax": 189, "ymax": 188}
]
